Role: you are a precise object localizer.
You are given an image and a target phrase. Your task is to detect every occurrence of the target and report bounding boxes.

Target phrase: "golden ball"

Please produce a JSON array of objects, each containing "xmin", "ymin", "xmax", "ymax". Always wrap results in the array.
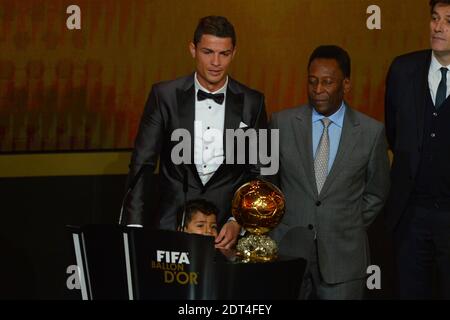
[{"xmin": 232, "ymin": 180, "xmax": 285, "ymax": 235}]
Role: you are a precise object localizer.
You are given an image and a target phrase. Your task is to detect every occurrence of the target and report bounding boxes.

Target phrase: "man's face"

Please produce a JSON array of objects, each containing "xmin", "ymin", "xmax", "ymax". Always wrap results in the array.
[
  {"xmin": 189, "ymin": 34, "xmax": 235, "ymax": 92},
  {"xmin": 430, "ymin": 3, "xmax": 450, "ymax": 56},
  {"xmin": 185, "ymin": 211, "xmax": 218, "ymax": 238},
  {"xmin": 307, "ymin": 58, "xmax": 350, "ymax": 116}
]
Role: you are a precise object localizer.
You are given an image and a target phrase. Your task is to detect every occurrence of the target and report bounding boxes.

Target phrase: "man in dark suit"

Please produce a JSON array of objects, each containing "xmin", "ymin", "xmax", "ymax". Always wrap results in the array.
[
  {"xmin": 385, "ymin": 0, "xmax": 450, "ymax": 299},
  {"xmin": 270, "ymin": 46, "xmax": 390, "ymax": 299},
  {"xmin": 121, "ymin": 16, "xmax": 267, "ymax": 249}
]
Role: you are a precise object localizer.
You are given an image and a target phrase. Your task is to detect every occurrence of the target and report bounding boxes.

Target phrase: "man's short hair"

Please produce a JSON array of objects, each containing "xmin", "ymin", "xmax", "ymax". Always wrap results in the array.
[
  {"xmin": 193, "ymin": 16, "xmax": 236, "ymax": 47},
  {"xmin": 177, "ymin": 199, "xmax": 219, "ymax": 229},
  {"xmin": 308, "ymin": 45, "xmax": 351, "ymax": 79},
  {"xmin": 430, "ymin": 0, "xmax": 450, "ymax": 12}
]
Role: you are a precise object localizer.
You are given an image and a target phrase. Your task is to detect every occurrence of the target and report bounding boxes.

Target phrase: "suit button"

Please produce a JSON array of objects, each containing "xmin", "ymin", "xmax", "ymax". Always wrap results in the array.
[
  {"xmin": 315, "ymin": 201, "xmax": 321, "ymax": 206},
  {"xmin": 308, "ymin": 224, "xmax": 314, "ymax": 230}
]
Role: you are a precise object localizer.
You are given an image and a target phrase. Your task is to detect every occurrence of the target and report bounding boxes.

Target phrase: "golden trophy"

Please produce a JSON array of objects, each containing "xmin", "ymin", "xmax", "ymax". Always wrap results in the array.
[{"xmin": 231, "ymin": 179, "xmax": 285, "ymax": 263}]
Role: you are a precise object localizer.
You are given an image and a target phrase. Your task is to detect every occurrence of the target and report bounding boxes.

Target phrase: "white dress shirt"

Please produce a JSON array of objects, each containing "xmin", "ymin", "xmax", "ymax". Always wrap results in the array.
[
  {"xmin": 194, "ymin": 73, "xmax": 228, "ymax": 185},
  {"xmin": 428, "ymin": 53, "xmax": 450, "ymax": 105}
]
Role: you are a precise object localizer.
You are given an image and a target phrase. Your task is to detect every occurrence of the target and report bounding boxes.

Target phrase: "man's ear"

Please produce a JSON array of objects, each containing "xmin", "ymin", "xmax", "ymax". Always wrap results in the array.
[
  {"xmin": 189, "ymin": 42, "xmax": 196, "ymax": 59},
  {"xmin": 343, "ymin": 78, "xmax": 351, "ymax": 95},
  {"xmin": 231, "ymin": 46, "xmax": 237, "ymax": 60}
]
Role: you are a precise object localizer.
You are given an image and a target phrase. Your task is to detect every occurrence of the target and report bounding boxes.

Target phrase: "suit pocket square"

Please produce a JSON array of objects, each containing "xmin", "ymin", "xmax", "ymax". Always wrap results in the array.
[{"xmin": 239, "ymin": 121, "xmax": 249, "ymax": 129}]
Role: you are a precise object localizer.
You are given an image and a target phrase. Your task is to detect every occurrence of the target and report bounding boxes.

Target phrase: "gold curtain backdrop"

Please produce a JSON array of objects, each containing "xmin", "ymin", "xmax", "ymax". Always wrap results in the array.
[{"xmin": 0, "ymin": 0, "xmax": 430, "ymax": 152}]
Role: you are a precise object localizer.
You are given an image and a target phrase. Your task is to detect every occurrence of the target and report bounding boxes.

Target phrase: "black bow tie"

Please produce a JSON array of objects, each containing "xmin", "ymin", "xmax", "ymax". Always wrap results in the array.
[{"xmin": 197, "ymin": 89, "xmax": 225, "ymax": 105}]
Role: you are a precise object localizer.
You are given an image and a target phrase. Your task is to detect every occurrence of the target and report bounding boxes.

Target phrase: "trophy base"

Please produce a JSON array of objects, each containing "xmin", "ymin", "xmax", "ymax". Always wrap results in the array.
[{"xmin": 236, "ymin": 234, "xmax": 278, "ymax": 263}]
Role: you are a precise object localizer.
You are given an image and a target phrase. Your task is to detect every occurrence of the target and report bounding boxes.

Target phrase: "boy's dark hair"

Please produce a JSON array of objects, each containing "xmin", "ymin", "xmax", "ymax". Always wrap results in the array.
[
  {"xmin": 193, "ymin": 16, "xmax": 236, "ymax": 47},
  {"xmin": 177, "ymin": 199, "xmax": 219, "ymax": 230},
  {"xmin": 308, "ymin": 45, "xmax": 351, "ymax": 79},
  {"xmin": 430, "ymin": 0, "xmax": 450, "ymax": 12}
]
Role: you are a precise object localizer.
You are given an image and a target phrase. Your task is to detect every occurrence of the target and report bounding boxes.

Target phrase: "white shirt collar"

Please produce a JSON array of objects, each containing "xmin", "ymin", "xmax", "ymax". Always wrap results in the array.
[
  {"xmin": 430, "ymin": 52, "xmax": 450, "ymax": 74},
  {"xmin": 194, "ymin": 72, "xmax": 228, "ymax": 95}
]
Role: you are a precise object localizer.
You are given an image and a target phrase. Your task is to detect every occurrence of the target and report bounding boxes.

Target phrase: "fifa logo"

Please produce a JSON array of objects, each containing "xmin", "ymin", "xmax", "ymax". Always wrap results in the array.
[
  {"xmin": 156, "ymin": 250, "xmax": 190, "ymax": 264},
  {"xmin": 152, "ymin": 250, "xmax": 198, "ymax": 285}
]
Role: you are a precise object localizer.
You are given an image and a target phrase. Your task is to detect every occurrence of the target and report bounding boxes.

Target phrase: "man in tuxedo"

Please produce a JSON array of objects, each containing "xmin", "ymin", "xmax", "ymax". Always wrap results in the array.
[
  {"xmin": 121, "ymin": 16, "xmax": 267, "ymax": 249},
  {"xmin": 385, "ymin": 0, "xmax": 450, "ymax": 299},
  {"xmin": 270, "ymin": 45, "xmax": 390, "ymax": 299}
]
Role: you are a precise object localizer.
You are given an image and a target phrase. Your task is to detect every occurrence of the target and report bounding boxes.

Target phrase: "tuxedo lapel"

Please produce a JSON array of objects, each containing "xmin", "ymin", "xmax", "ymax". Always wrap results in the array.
[
  {"xmin": 224, "ymin": 87, "xmax": 244, "ymax": 132},
  {"xmin": 319, "ymin": 106, "xmax": 360, "ymax": 198},
  {"xmin": 223, "ymin": 84, "xmax": 244, "ymax": 150},
  {"xmin": 293, "ymin": 107, "xmax": 318, "ymax": 198},
  {"xmin": 176, "ymin": 75, "xmax": 203, "ymax": 187}
]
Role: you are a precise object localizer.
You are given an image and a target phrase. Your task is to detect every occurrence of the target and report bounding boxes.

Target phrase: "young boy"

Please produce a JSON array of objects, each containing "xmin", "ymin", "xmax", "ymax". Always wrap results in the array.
[{"xmin": 177, "ymin": 199, "xmax": 219, "ymax": 238}]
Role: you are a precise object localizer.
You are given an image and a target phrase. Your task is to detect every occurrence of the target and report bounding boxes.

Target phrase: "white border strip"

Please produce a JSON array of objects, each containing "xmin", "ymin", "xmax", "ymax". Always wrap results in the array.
[
  {"xmin": 80, "ymin": 233, "xmax": 93, "ymax": 300},
  {"xmin": 72, "ymin": 233, "xmax": 88, "ymax": 300},
  {"xmin": 123, "ymin": 232, "xmax": 134, "ymax": 300}
]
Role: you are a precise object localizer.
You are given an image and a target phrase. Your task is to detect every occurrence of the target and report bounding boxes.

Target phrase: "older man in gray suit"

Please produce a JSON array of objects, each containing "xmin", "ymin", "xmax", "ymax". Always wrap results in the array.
[{"xmin": 270, "ymin": 45, "xmax": 390, "ymax": 299}]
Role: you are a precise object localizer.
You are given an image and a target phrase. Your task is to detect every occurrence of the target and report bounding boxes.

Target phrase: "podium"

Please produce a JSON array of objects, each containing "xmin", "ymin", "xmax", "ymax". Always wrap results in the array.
[{"xmin": 68, "ymin": 225, "xmax": 306, "ymax": 300}]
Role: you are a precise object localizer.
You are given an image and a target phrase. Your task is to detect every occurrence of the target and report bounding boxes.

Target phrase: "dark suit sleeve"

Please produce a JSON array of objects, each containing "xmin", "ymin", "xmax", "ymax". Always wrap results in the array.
[
  {"xmin": 385, "ymin": 58, "xmax": 399, "ymax": 151},
  {"xmin": 122, "ymin": 85, "xmax": 165, "ymax": 225},
  {"xmin": 362, "ymin": 125, "xmax": 391, "ymax": 227}
]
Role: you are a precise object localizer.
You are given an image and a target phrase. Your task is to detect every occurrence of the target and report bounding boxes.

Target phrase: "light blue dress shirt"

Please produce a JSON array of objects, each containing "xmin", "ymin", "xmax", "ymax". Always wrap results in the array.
[{"xmin": 312, "ymin": 103, "xmax": 346, "ymax": 173}]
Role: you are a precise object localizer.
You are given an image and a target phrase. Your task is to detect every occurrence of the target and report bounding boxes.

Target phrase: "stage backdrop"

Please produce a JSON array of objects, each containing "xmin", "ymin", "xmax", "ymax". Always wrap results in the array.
[{"xmin": 0, "ymin": 0, "xmax": 430, "ymax": 153}]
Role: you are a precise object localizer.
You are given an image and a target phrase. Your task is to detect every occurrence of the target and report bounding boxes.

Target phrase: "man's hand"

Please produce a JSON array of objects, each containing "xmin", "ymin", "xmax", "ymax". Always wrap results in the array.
[{"xmin": 215, "ymin": 220, "xmax": 241, "ymax": 249}]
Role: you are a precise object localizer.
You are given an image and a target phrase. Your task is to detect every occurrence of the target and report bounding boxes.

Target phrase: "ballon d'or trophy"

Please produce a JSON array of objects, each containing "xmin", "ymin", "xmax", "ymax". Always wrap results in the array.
[{"xmin": 231, "ymin": 180, "xmax": 285, "ymax": 263}]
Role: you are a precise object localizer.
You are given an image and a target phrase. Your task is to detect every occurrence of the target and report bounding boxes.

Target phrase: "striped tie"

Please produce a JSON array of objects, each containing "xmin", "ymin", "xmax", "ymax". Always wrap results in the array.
[{"xmin": 314, "ymin": 118, "xmax": 331, "ymax": 194}]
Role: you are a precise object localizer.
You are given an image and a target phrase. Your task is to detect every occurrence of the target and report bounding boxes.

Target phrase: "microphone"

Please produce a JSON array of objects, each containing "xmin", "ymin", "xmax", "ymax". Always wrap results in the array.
[
  {"xmin": 179, "ymin": 167, "xmax": 189, "ymax": 230},
  {"xmin": 118, "ymin": 164, "xmax": 149, "ymax": 225}
]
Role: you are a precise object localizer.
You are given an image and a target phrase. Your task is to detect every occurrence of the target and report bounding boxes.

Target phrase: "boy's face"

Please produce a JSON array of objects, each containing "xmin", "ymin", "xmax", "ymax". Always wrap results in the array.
[{"xmin": 185, "ymin": 211, "xmax": 218, "ymax": 238}]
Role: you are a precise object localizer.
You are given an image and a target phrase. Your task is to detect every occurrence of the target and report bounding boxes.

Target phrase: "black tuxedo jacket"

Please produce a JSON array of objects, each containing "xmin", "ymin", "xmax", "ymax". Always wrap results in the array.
[
  {"xmin": 384, "ymin": 49, "xmax": 433, "ymax": 232},
  {"xmin": 123, "ymin": 74, "xmax": 267, "ymax": 229}
]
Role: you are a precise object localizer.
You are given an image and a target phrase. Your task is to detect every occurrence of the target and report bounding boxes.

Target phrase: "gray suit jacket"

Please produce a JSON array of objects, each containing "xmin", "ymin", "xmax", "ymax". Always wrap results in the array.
[{"xmin": 270, "ymin": 104, "xmax": 390, "ymax": 284}]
